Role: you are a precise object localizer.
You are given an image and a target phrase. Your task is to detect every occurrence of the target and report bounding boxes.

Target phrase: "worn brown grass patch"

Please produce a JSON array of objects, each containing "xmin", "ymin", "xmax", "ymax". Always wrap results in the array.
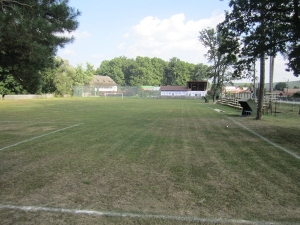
[{"xmin": 0, "ymin": 99, "xmax": 299, "ymax": 224}]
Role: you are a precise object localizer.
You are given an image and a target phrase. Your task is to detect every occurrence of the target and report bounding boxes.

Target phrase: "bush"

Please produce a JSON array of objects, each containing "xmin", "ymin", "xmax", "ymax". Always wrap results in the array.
[{"xmin": 293, "ymin": 91, "xmax": 300, "ymax": 98}]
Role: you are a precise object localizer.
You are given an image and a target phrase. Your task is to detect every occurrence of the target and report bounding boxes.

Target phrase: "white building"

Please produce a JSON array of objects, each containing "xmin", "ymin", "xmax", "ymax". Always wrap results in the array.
[
  {"xmin": 92, "ymin": 75, "xmax": 117, "ymax": 92},
  {"xmin": 160, "ymin": 81, "xmax": 208, "ymax": 97},
  {"xmin": 74, "ymin": 75, "xmax": 118, "ymax": 97}
]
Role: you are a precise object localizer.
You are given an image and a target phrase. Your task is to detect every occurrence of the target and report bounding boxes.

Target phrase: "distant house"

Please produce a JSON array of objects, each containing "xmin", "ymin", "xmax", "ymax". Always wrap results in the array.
[
  {"xmin": 273, "ymin": 90, "xmax": 286, "ymax": 97},
  {"xmin": 272, "ymin": 88, "xmax": 300, "ymax": 97},
  {"xmin": 224, "ymin": 86, "xmax": 238, "ymax": 93},
  {"xmin": 160, "ymin": 86, "xmax": 189, "ymax": 97},
  {"xmin": 283, "ymin": 88, "xmax": 299, "ymax": 96},
  {"xmin": 160, "ymin": 81, "xmax": 208, "ymax": 97},
  {"xmin": 224, "ymin": 86, "xmax": 250, "ymax": 94},
  {"xmin": 73, "ymin": 75, "xmax": 118, "ymax": 97},
  {"xmin": 224, "ymin": 86, "xmax": 251, "ymax": 94},
  {"xmin": 92, "ymin": 75, "xmax": 117, "ymax": 92},
  {"xmin": 222, "ymin": 86, "xmax": 252, "ymax": 99}
]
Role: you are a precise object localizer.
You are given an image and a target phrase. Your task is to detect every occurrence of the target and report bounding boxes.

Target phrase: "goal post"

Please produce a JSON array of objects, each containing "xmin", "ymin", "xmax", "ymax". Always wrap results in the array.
[{"xmin": 104, "ymin": 92, "xmax": 123, "ymax": 99}]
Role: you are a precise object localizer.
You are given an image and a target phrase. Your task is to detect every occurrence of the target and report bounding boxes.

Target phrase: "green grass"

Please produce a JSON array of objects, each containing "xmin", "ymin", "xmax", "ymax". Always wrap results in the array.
[{"xmin": 0, "ymin": 98, "xmax": 299, "ymax": 224}]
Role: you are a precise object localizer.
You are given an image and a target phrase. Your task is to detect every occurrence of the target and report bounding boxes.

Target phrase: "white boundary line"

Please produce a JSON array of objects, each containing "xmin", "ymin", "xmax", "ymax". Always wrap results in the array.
[
  {"xmin": 0, "ymin": 204, "xmax": 283, "ymax": 225},
  {"xmin": 0, "ymin": 123, "xmax": 83, "ymax": 152},
  {"xmin": 226, "ymin": 116, "xmax": 300, "ymax": 160},
  {"xmin": 205, "ymin": 106, "xmax": 300, "ymax": 160},
  {"xmin": 0, "ymin": 121, "xmax": 77, "ymax": 124}
]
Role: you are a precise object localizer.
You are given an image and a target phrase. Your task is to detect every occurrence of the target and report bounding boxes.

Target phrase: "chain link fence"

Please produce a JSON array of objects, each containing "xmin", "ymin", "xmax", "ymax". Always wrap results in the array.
[
  {"xmin": 73, "ymin": 86, "xmax": 160, "ymax": 98},
  {"xmin": 73, "ymin": 86, "xmax": 207, "ymax": 99}
]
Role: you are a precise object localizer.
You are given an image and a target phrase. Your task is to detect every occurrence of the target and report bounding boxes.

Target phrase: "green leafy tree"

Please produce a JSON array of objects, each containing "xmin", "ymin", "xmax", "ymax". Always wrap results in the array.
[
  {"xmin": 0, "ymin": 0, "xmax": 80, "ymax": 93},
  {"xmin": 151, "ymin": 57, "xmax": 167, "ymax": 85},
  {"xmin": 40, "ymin": 59, "xmax": 63, "ymax": 94},
  {"xmin": 191, "ymin": 63, "xmax": 211, "ymax": 81},
  {"xmin": 85, "ymin": 63, "xmax": 95, "ymax": 82},
  {"xmin": 74, "ymin": 64, "xmax": 86, "ymax": 86},
  {"xmin": 95, "ymin": 60, "xmax": 109, "ymax": 76},
  {"xmin": 40, "ymin": 58, "xmax": 95, "ymax": 95},
  {"xmin": 129, "ymin": 56, "xmax": 151, "ymax": 86},
  {"xmin": 218, "ymin": 1, "xmax": 268, "ymax": 119},
  {"xmin": 0, "ymin": 74, "xmax": 27, "ymax": 95},
  {"xmin": 274, "ymin": 82, "xmax": 287, "ymax": 91},
  {"xmin": 163, "ymin": 57, "xmax": 192, "ymax": 86},
  {"xmin": 53, "ymin": 59, "xmax": 76, "ymax": 95},
  {"xmin": 129, "ymin": 56, "xmax": 164, "ymax": 86},
  {"xmin": 96, "ymin": 56, "xmax": 207, "ymax": 86},
  {"xmin": 96, "ymin": 57, "xmax": 125, "ymax": 85},
  {"xmin": 293, "ymin": 91, "xmax": 300, "ymax": 98},
  {"xmin": 218, "ymin": 0, "xmax": 300, "ymax": 119},
  {"xmin": 121, "ymin": 58, "xmax": 137, "ymax": 85},
  {"xmin": 199, "ymin": 28, "xmax": 235, "ymax": 102},
  {"xmin": 80, "ymin": 62, "xmax": 95, "ymax": 85},
  {"xmin": 219, "ymin": 0, "xmax": 300, "ymax": 77}
]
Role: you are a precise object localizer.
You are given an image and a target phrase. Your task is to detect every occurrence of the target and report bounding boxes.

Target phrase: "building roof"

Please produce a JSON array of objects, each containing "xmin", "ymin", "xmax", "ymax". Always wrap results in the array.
[
  {"xmin": 284, "ymin": 88, "xmax": 299, "ymax": 94},
  {"xmin": 187, "ymin": 80, "xmax": 208, "ymax": 83},
  {"xmin": 225, "ymin": 86, "xmax": 237, "ymax": 91},
  {"xmin": 223, "ymin": 86, "xmax": 251, "ymax": 94},
  {"xmin": 92, "ymin": 75, "xmax": 117, "ymax": 86},
  {"xmin": 160, "ymin": 86, "xmax": 188, "ymax": 91}
]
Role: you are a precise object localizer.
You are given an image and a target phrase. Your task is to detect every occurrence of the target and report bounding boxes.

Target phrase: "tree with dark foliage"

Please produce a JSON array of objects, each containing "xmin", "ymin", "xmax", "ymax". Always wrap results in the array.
[
  {"xmin": 218, "ymin": 0, "xmax": 300, "ymax": 119},
  {"xmin": 0, "ymin": 0, "xmax": 80, "ymax": 93}
]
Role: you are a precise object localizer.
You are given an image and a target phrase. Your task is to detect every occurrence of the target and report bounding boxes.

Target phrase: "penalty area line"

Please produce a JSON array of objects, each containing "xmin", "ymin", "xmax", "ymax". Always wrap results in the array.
[
  {"xmin": 0, "ymin": 123, "xmax": 83, "ymax": 152},
  {"xmin": 0, "ymin": 204, "xmax": 281, "ymax": 225}
]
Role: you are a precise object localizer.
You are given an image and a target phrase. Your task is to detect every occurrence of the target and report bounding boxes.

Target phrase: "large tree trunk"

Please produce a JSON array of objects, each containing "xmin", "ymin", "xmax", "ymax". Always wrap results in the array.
[
  {"xmin": 269, "ymin": 56, "xmax": 275, "ymax": 114},
  {"xmin": 212, "ymin": 76, "xmax": 217, "ymax": 102},
  {"xmin": 256, "ymin": 54, "xmax": 265, "ymax": 120},
  {"xmin": 269, "ymin": 56, "xmax": 274, "ymax": 93},
  {"xmin": 256, "ymin": 6, "xmax": 266, "ymax": 120}
]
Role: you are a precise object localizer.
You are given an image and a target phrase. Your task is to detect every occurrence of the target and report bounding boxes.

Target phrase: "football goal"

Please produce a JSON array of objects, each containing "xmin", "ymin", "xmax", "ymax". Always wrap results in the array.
[{"xmin": 104, "ymin": 92, "xmax": 124, "ymax": 99}]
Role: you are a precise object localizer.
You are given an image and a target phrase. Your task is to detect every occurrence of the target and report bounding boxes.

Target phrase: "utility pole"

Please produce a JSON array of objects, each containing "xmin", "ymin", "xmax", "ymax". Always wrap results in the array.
[
  {"xmin": 253, "ymin": 60, "xmax": 256, "ymax": 101},
  {"xmin": 287, "ymin": 79, "xmax": 289, "ymax": 98}
]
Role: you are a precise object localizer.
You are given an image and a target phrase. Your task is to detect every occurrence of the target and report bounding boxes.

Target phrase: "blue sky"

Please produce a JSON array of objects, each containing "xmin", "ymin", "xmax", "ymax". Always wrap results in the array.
[{"xmin": 57, "ymin": 0, "xmax": 299, "ymax": 83}]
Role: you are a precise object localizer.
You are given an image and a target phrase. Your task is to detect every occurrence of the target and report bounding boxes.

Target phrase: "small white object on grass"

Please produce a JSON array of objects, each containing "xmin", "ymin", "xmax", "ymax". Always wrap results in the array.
[{"xmin": 227, "ymin": 125, "xmax": 228, "ymax": 127}]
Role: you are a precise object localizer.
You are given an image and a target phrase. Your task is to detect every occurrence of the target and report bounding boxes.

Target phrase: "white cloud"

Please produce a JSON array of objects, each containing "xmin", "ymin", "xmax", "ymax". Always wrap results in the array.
[
  {"xmin": 56, "ymin": 30, "xmax": 91, "ymax": 39},
  {"xmin": 123, "ymin": 33, "xmax": 129, "ymax": 38},
  {"xmin": 263, "ymin": 56, "xmax": 298, "ymax": 82},
  {"xmin": 119, "ymin": 13, "xmax": 297, "ymax": 82},
  {"xmin": 121, "ymin": 12, "xmax": 225, "ymax": 62}
]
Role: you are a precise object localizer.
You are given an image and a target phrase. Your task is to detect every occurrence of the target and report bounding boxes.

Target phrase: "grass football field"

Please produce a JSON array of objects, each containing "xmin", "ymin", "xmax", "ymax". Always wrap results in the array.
[{"xmin": 0, "ymin": 98, "xmax": 299, "ymax": 224}]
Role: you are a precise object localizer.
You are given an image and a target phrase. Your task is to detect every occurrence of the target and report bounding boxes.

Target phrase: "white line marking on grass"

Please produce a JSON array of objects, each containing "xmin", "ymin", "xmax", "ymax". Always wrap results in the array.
[
  {"xmin": 227, "ymin": 117, "xmax": 300, "ymax": 160},
  {"xmin": 0, "ymin": 123, "xmax": 83, "ymax": 152},
  {"xmin": 0, "ymin": 204, "xmax": 282, "ymax": 225},
  {"xmin": 205, "ymin": 106, "xmax": 300, "ymax": 160},
  {"xmin": 0, "ymin": 121, "xmax": 77, "ymax": 124}
]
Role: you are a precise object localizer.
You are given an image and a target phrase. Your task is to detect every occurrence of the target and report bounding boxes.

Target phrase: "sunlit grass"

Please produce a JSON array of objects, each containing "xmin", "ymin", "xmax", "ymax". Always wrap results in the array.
[{"xmin": 0, "ymin": 98, "xmax": 299, "ymax": 224}]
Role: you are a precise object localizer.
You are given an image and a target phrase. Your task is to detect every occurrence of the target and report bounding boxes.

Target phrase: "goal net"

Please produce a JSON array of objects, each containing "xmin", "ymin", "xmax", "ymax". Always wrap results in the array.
[{"xmin": 104, "ymin": 92, "xmax": 123, "ymax": 99}]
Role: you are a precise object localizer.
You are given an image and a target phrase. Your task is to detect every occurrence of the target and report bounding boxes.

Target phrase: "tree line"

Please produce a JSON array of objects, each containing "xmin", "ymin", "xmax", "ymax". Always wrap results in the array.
[
  {"xmin": 1, "ymin": 0, "xmax": 300, "ymax": 118},
  {"xmin": 0, "ymin": 56, "xmax": 211, "ymax": 96},
  {"xmin": 96, "ymin": 56, "xmax": 210, "ymax": 87},
  {"xmin": 0, "ymin": 0, "xmax": 211, "ymax": 96}
]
